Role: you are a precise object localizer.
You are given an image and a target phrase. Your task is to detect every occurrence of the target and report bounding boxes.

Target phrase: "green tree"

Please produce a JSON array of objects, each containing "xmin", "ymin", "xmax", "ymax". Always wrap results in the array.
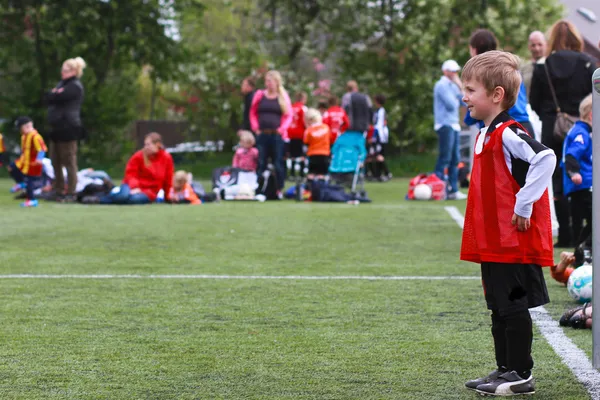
[
  {"xmin": 0, "ymin": 0, "xmax": 202, "ymax": 164},
  {"xmin": 252, "ymin": 0, "xmax": 564, "ymax": 152}
]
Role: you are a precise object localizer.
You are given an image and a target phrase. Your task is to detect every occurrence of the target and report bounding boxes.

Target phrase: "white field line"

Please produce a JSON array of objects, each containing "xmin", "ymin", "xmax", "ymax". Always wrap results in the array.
[
  {"xmin": 444, "ymin": 205, "xmax": 600, "ymax": 396},
  {"xmin": 444, "ymin": 206, "xmax": 465, "ymax": 228},
  {"xmin": 0, "ymin": 274, "xmax": 479, "ymax": 280},
  {"xmin": 530, "ymin": 306, "xmax": 600, "ymax": 397}
]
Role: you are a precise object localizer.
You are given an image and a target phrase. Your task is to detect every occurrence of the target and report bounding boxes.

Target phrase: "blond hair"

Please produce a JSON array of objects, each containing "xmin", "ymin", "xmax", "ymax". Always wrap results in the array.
[
  {"xmin": 63, "ymin": 57, "xmax": 87, "ymax": 78},
  {"xmin": 547, "ymin": 20, "xmax": 584, "ymax": 56},
  {"xmin": 462, "ymin": 50, "xmax": 522, "ymax": 109},
  {"xmin": 305, "ymin": 108, "xmax": 322, "ymax": 125},
  {"xmin": 174, "ymin": 170, "xmax": 188, "ymax": 184},
  {"xmin": 265, "ymin": 70, "xmax": 289, "ymax": 114},
  {"xmin": 579, "ymin": 94, "xmax": 593, "ymax": 122},
  {"xmin": 239, "ymin": 130, "xmax": 255, "ymax": 147}
]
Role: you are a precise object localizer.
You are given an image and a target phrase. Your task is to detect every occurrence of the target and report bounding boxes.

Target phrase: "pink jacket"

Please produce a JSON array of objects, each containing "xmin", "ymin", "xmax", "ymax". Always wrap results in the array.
[
  {"xmin": 249, "ymin": 89, "xmax": 293, "ymax": 140},
  {"xmin": 232, "ymin": 147, "xmax": 259, "ymax": 171}
]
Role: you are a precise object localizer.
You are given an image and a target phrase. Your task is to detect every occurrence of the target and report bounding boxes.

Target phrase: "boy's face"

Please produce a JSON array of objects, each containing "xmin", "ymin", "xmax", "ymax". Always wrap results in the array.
[
  {"xmin": 462, "ymin": 79, "xmax": 497, "ymax": 123},
  {"xmin": 20, "ymin": 122, "xmax": 34, "ymax": 134}
]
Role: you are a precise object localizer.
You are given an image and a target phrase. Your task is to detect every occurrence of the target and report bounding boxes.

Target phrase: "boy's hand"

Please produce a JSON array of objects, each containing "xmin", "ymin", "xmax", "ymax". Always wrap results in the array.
[
  {"xmin": 571, "ymin": 173, "xmax": 582, "ymax": 185},
  {"xmin": 511, "ymin": 213, "xmax": 530, "ymax": 232}
]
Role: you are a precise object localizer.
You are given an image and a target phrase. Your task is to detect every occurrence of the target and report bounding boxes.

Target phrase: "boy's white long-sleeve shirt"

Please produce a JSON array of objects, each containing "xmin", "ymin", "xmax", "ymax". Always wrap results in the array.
[{"xmin": 476, "ymin": 120, "xmax": 556, "ymax": 218}]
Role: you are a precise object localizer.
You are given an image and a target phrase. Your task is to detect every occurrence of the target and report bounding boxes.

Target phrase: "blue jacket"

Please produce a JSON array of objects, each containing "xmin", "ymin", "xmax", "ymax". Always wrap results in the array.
[
  {"xmin": 464, "ymin": 80, "xmax": 530, "ymax": 127},
  {"xmin": 433, "ymin": 76, "xmax": 462, "ymax": 127},
  {"xmin": 329, "ymin": 131, "xmax": 367, "ymax": 174},
  {"xmin": 562, "ymin": 120, "xmax": 592, "ymax": 196}
]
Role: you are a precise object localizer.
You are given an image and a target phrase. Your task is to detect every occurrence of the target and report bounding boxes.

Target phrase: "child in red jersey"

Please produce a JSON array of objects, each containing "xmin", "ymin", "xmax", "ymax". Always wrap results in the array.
[
  {"xmin": 9, "ymin": 117, "xmax": 48, "ymax": 207},
  {"xmin": 323, "ymin": 95, "xmax": 349, "ymax": 146},
  {"xmin": 287, "ymin": 92, "xmax": 307, "ymax": 178},
  {"xmin": 460, "ymin": 51, "xmax": 556, "ymax": 396}
]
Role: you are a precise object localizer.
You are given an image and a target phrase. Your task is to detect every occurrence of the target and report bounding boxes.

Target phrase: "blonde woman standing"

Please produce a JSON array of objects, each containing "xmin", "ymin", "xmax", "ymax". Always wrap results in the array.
[
  {"xmin": 249, "ymin": 70, "xmax": 292, "ymax": 196},
  {"xmin": 45, "ymin": 57, "xmax": 86, "ymax": 203}
]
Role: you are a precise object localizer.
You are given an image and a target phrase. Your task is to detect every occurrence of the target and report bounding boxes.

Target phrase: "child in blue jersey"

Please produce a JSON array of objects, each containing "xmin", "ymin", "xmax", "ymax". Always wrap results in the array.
[{"xmin": 562, "ymin": 94, "xmax": 593, "ymax": 244}]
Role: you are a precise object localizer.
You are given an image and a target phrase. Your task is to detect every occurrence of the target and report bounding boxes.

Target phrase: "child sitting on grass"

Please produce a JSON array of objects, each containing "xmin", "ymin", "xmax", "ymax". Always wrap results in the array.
[
  {"xmin": 168, "ymin": 170, "xmax": 201, "ymax": 205},
  {"xmin": 303, "ymin": 108, "xmax": 331, "ymax": 180},
  {"xmin": 232, "ymin": 130, "xmax": 259, "ymax": 172},
  {"xmin": 8, "ymin": 117, "xmax": 48, "ymax": 207}
]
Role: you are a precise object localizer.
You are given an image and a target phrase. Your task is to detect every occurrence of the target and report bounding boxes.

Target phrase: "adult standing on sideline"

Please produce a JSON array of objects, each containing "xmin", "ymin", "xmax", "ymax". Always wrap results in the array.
[
  {"xmin": 240, "ymin": 76, "xmax": 256, "ymax": 134},
  {"xmin": 464, "ymin": 29, "xmax": 535, "ymax": 135},
  {"xmin": 433, "ymin": 60, "xmax": 466, "ymax": 200},
  {"xmin": 45, "ymin": 57, "xmax": 86, "ymax": 203},
  {"xmin": 341, "ymin": 80, "xmax": 373, "ymax": 134},
  {"xmin": 530, "ymin": 20, "xmax": 596, "ymax": 247},
  {"xmin": 249, "ymin": 70, "xmax": 292, "ymax": 197},
  {"xmin": 521, "ymin": 31, "xmax": 547, "ymax": 98}
]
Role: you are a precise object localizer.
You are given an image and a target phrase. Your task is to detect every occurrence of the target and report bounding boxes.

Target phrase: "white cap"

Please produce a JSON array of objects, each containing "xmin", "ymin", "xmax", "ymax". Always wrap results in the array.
[{"xmin": 441, "ymin": 60, "xmax": 461, "ymax": 72}]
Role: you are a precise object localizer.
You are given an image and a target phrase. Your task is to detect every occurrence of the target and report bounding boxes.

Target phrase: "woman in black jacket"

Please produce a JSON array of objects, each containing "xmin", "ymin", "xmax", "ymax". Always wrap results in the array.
[
  {"xmin": 530, "ymin": 20, "xmax": 596, "ymax": 248},
  {"xmin": 45, "ymin": 57, "xmax": 86, "ymax": 202}
]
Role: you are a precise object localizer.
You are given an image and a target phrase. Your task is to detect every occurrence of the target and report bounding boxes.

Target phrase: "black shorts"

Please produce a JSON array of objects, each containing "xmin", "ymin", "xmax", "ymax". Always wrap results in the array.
[
  {"xmin": 481, "ymin": 263, "xmax": 549, "ymax": 317},
  {"xmin": 289, "ymin": 139, "xmax": 304, "ymax": 158},
  {"xmin": 375, "ymin": 142, "xmax": 387, "ymax": 156},
  {"xmin": 308, "ymin": 155, "xmax": 330, "ymax": 175}
]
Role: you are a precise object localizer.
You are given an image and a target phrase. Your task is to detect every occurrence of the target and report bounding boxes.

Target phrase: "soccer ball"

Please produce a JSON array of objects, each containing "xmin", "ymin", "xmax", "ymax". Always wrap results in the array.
[
  {"xmin": 413, "ymin": 183, "xmax": 433, "ymax": 200},
  {"xmin": 567, "ymin": 263, "xmax": 593, "ymax": 303}
]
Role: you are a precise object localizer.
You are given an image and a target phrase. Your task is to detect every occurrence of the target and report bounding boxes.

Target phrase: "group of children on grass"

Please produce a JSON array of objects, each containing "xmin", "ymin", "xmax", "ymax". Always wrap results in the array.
[{"xmin": 233, "ymin": 91, "xmax": 390, "ymax": 184}]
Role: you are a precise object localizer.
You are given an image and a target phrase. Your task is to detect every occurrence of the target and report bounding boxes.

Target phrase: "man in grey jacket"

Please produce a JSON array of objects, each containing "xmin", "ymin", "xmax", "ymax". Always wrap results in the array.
[{"xmin": 341, "ymin": 81, "xmax": 373, "ymax": 133}]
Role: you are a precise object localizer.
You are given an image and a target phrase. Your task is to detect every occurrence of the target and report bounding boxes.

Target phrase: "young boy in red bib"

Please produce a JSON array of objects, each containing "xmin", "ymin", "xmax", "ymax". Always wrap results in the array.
[{"xmin": 460, "ymin": 51, "xmax": 556, "ymax": 396}]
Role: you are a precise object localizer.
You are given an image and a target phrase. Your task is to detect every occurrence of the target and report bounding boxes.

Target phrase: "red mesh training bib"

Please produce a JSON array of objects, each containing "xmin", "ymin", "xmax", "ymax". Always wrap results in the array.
[{"xmin": 460, "ymin": 121, "xmax": 554, "ymax": 266}]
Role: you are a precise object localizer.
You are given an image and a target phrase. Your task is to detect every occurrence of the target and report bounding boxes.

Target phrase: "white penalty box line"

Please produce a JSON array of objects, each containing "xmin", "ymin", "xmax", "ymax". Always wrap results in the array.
[{"xmin": 444, "ymin": 205, "xmax": 600, "ymax": 397}]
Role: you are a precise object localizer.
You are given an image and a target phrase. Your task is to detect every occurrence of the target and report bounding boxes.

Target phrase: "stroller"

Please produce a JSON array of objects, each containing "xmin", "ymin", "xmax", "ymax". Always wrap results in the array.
[{"xmin": 327, "ymin": 131, "xmax": 368, "ymax": 197}]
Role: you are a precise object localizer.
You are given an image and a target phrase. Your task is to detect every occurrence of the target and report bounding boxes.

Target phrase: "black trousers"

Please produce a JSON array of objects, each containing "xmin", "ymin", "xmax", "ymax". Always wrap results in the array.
[
  {"xmin": 482, "ymin": 262, "xmax": 549, "ymax": 374},
  {"xmin": 491, "ymin": 310, "xmax": 533, "ymax": 374},
  {"xmin": 569, "ymin": 189, "xmax": 592, "ymax": 245}
]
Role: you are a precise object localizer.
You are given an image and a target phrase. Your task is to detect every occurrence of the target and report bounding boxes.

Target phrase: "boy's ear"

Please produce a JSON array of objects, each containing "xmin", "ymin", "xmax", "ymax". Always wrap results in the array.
[{"xmin": 492, "ymin": 86, "xmax": 505, "ymax": 105}]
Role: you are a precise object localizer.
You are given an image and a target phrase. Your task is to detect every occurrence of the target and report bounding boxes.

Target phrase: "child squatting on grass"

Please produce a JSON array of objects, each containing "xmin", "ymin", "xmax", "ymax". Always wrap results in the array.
[{"xmin": 459, "ymin": 51, "xmax": 556, "ymax": 396}]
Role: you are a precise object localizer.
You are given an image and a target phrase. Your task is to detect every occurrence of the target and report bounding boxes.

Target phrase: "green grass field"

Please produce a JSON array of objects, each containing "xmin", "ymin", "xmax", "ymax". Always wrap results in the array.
[{"xmin": 0, "ymin": 178, "xmax": 594, "ymax": 399}]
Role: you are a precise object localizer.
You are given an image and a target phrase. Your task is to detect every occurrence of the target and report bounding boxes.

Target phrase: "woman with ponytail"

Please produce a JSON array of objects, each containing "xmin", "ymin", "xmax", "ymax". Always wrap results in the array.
[
  {"xmin": 249, "ymin": 70, "xmax": 292, "ymax": 196},
  {"xmin": 45, "ymin": 56, "xmax": 86, "ymax": 202},
  {"xmin": 100, "ymin": 133, "xmax": 174, "ymax": 205}
]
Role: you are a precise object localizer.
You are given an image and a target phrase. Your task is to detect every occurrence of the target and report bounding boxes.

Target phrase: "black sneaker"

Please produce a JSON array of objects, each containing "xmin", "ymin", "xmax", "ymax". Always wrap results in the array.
[
  {"xmin": 465, "ymin": 368, "xmax": 505, "ymax": 390},
  {"xmin": 476, "ymin": 370, "xmax": 535, "ymax": 396}
]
